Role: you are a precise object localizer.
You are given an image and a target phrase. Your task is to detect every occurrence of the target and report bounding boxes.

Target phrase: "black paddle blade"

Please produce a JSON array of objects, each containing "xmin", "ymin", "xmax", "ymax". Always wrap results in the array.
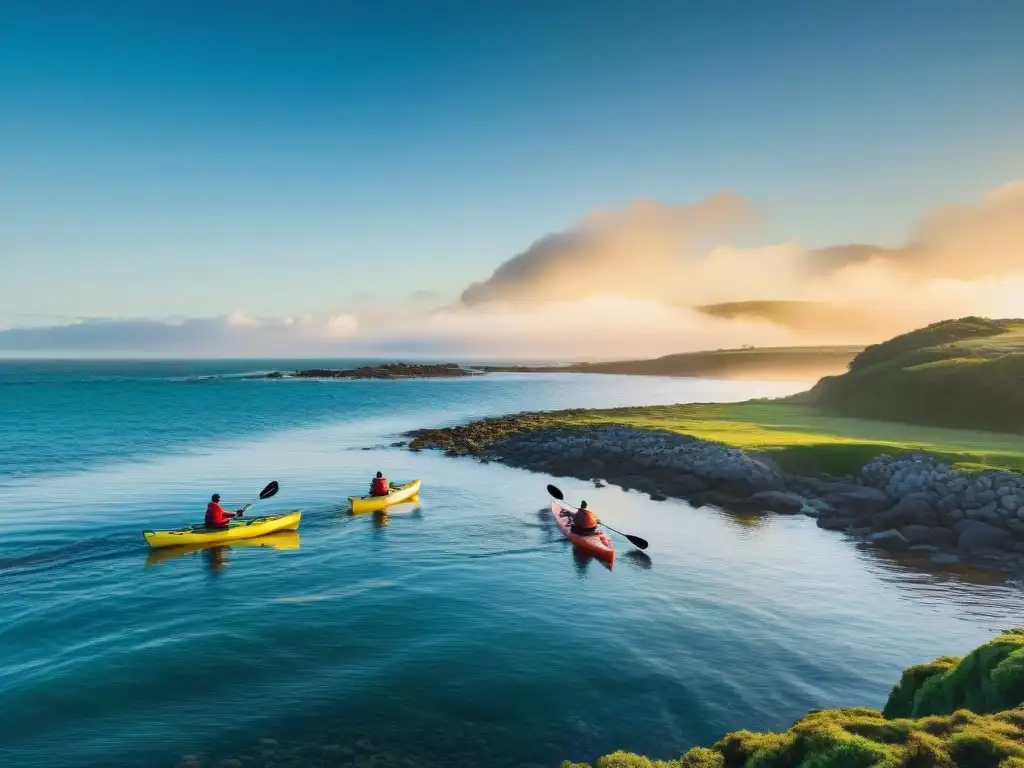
[
  {"xmin": 625, "ymin": 534, "xmax": 649, "ymax": 550},
  {"xmin": 260, "ymin": 481, "xmax": 280, "ymax": 500},
  {"xmin": 547, "ymin": 484, "xmax": 564, "ymax": 501}
]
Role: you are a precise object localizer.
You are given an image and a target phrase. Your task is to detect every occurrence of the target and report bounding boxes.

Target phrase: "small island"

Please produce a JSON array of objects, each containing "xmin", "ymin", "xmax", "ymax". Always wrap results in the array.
[{"xmin": 252, "ymin": 362, "xmax": 481, "ymax": 380}]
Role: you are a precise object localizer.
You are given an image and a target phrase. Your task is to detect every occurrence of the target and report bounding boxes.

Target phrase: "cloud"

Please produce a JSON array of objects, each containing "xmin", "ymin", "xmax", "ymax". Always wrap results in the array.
[
  {"xmin": 5, "ymin": 181, "xmax": 1024, "ymax": 359},
  {"xmin": 456, "ymin": 180, "xmax": 1024, "ymax": 344},
  {"xmin": 460, "ymin": 193, "xmax": 754, "ymax": 305}
]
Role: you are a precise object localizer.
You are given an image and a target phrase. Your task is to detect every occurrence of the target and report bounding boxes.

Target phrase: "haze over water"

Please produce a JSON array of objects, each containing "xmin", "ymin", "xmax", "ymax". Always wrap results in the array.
[{"xmin": 1, "ymin": 361, "xmax": 1021, "ymax": 768}]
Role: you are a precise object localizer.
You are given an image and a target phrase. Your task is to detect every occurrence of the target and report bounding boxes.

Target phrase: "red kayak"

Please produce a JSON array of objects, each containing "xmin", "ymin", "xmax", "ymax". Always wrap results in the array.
[{"xmin": 551, "ymin": 501, "xmax": 615, "ymax": 564}]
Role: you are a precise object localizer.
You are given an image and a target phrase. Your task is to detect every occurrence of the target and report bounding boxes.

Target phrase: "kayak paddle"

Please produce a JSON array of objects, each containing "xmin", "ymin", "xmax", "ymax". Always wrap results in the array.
[
  {"xmin": 547, "ymin": 484, "xmax": 649, "ymax": 550},
  {"xmin": 236, "ymin": 481, "xmax": 280, "ymax": 516}
]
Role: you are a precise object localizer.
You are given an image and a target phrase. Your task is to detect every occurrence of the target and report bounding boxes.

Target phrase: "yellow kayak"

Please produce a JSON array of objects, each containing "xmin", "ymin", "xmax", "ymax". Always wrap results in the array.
[
  {"xmin": 144, "ymin": 530, "xmax": 300, "ymax": 566},
  {"xmin": 143, "ymin": 510, "xmax": 302, "ymax": 549},
  {"xmin": 349, "ymin": 479, "xmax": 421, "ymax": 514}
]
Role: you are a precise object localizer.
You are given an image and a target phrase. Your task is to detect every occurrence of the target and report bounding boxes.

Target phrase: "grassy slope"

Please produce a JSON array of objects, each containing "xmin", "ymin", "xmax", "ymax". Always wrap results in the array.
[
  {"xmin": 563, "ymin": 630, "xmax": 1024, "ymax": 768},
  {"xmin": 799, "ymin": 317, "xmax": 1024, "ymax": 434},
  {"xmin": 523, "ymin": 401, "xmax": 1024, "ymax": 474}
]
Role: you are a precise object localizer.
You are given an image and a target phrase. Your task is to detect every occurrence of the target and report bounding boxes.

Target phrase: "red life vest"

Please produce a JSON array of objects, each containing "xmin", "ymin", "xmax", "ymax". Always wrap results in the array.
[
  {"xmin": 370, "ymin": 477, "xmax": 390, "ymax": 496},
  {"xmin": 574, "ymin": 508, "xmax": 598, "ymax": 530},
  {"xmin": 205, "ymin": 501, "xmax": 231, "ymax": 527}
]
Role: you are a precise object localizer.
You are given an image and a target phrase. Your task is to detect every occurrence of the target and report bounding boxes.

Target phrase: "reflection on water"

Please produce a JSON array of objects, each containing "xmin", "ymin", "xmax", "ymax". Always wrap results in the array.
[
  {"xmin": 623, "ymin": 550, "xmax": 653, "ymax": 570},
  {"xmin": 144, "ymin": 531, "xmax": 301, "ymax": 568}
]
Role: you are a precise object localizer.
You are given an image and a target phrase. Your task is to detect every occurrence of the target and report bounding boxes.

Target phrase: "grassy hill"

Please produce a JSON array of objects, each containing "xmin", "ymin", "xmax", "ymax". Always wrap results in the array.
[
  {"xmin": 795, "ymin": 317, "xmax": 1024, "ymax": 434},
  {"xmin": 564, "ymin": 629, "xmax": 1024, "ymax": 768}
]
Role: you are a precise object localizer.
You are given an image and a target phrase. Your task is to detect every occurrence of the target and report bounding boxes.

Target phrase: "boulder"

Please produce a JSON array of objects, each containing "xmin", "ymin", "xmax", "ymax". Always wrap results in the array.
[
  {"xmin": 955, "ymin": 520, "xmax": 1011, "ymax": 554},
  {"xmin": 665, "ymin": 474, "xmax": 709, "ymax": 496},
  {"xmin": 899, "ymin": 525, "xmax": 956, "ymax": 548},
  {"xmin": 816, "ymin": 516, "xmax": 852, "ymax": 531},
  {"xmin": 870, "ymin": 493, "xmax": 937, "ymax": 531},
  {"xmin": 649, "ymin": 492, "xmax": 668, "ymax": 502},
  {"xmin": 749, "ymin": 490, "xmax": 806, "ymax": 515},
  {"xmin": 690, "ymin": 490, "xmax": 762, "ymax": 514},
  {"xmin": 823, "ymin": 486, "xmax": 889, "ymax": 518},
  {"xmin": 868, "ymin": 529, "xmax": 910, "ymax": 551}
]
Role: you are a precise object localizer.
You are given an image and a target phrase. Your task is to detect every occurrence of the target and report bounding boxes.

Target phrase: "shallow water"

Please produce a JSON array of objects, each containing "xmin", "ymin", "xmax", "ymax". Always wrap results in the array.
[{"xmin": 1, "ymin": 361, "xmax": 1021, "ymax": 767}]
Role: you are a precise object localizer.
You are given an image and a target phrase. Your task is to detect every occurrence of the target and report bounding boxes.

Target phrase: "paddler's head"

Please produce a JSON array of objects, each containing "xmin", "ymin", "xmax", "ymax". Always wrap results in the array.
[
  {"xmin": 376, "ymin": 471, "xmax": 383, "ymax": 478},
  {"xmin": 579, "ymin": 500, "xmax": 587, "ymax": 509},
  {"xmin": 211, "ymin": 493, "xmax": 221, "ymax": 502}
]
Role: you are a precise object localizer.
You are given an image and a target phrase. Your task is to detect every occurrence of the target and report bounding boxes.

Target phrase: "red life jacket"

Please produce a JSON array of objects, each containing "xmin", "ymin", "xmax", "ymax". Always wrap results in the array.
[
  {"xmin": 205, "ymin": 501, "xmax": 231, "ymax": 527},
  {"xmin": 574, "ymin": 508, "xmax": 598, "ymax": 530},
  {"xmin": 370, "ymin": 477, "xmax": 390, "ymax": 496}
]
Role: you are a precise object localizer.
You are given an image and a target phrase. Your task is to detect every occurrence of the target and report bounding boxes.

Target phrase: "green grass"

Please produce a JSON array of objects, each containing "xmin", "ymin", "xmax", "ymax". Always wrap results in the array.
[
  {"xmin": 564, "ymin": 632, "xmax": 1024, "ymax": 768},
  {"xmin": 538, "ymin": 401, "xmax": 1024, "ymax": 475},
  {"xmin": 800, "ymin": 317, "xmax": 1024, "ymax": 434}
]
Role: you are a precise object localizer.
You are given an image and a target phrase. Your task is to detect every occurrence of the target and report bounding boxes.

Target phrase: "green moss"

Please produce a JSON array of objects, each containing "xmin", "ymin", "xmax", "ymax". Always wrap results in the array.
[
  {"xmin": 679, "ymin": 747, "xmax": 725, "ymax": 768},
  {"xmin": 595, "ymin": 752, "xmax": 680, "ymax": 768},
  {"xmin": 884, "ymin": 630, "xmax": 1024, "ymax": 717},
  {"xmin": 570, "ymin": 632, "xmax": 1024, "ymax": 768}
]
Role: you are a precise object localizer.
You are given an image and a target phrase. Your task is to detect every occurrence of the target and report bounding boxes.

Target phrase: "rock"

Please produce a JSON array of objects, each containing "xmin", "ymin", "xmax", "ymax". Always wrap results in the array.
[
  {"xmin": 665, "ymin": 474, "xmax": 709, "ymax": 495},
  {"xmin": 977, "ymin": 489, "xmax": 996, "ymax": 505},
  {"xmin": 816, "ymin": 516, "xmax": 852, "ymax": 531},
  {"xmin": 649, "ymin": 492, "xmax": 667, "ymax": 501},
  {"xmin": 1002, "ymin": 494, "xmax": 1021, "ymax": 513},
  {"xmin": 592, "ymin": 478, "xmax": 606, "ymax": 488},
  {"xmin": 1007, "ymin": 519, "xmax": 1024, "ymax": 536},
  {"xmin": 899, "ymin": 524, "xmax": 956, "ymax": 547},
  {"xmin": 691, "ymin": 490, "xmax": 761, "ymax": 514},
  {"xmin": 930, "ymin": 552, "xmax": 961, "ymax": 566},
  {"xmin": 868, "ymin": 529, "xmax": 910, "ymax": 551},
  {"xmin": 749, "ymin": 490, "xmax": 806, "ymax": 515},
  {"xmin": 955, "ymin": 520, "xmax": 1011, "ymax": 554},
  {"xmin": 823, "ymin": 486, "xmax": 889, "ymax": 518},
  {"xmin": 871, "ymin": 494, "xmax": 937, "ymax": 531},
  {"xmin": 909, "ymin": 544, "xmax": 939, "ymax": 553}
]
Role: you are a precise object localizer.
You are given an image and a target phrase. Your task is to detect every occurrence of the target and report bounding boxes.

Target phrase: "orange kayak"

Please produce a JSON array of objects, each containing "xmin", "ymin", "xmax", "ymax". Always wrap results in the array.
[{"xmin": 551, "ymin": 501, "xmax": 615, "ymax": 564}]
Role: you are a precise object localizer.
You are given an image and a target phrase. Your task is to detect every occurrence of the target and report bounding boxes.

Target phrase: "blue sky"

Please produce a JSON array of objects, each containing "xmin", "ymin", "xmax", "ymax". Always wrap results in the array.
[{"xmin": 2, "ymin": 0, "xmax": 1023, "ymax": 338}]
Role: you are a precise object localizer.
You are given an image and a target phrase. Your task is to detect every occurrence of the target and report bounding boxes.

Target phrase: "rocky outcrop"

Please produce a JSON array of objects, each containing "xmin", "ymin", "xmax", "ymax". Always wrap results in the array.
[
  {"xmin": 406, "ymin": 423, "xmax": 1024, "ymax": 576},
  {"xmin": 251, "ymin": 363, "xmax": 479, "ymax": 380}
]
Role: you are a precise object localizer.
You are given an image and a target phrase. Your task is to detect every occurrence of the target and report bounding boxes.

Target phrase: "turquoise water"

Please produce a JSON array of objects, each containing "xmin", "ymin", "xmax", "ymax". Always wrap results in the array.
[{"xmin": 1, "ymin": 361, "xmax": 1021, "ymax": 768}]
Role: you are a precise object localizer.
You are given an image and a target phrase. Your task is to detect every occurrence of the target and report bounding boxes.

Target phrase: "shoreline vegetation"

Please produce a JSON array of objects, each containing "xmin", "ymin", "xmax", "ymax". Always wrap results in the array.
[
  {"xmin": 564, "ymin": 629, "xmax": 1024, "ymax": 768},
  {"xmin": 405, "ymin": 319, "xmax": 1024, "ymax": 576}
]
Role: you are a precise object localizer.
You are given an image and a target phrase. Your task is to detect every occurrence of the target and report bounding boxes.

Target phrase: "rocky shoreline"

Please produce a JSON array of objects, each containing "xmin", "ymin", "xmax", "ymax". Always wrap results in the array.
[
  {"xmin": 405, "ymin": 418, "xmax": 1024, "ymax": 575},
  {"xmin": 251, "ymin": 363, "xmax": 480, "ymax": 380}
]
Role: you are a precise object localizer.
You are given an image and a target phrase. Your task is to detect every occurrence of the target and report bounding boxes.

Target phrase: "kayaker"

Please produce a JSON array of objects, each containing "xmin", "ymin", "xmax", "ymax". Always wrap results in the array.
[
  {"xmin": 205, "ymin": 494, "xmax": 250, "ymax": 529},
  {"xmin": 571, "ymin": 501, "xmax": 599, "ymax": 536},
  {"xmin": 369, "ymin": 472, "xmax": 390, "ymax": 497}
]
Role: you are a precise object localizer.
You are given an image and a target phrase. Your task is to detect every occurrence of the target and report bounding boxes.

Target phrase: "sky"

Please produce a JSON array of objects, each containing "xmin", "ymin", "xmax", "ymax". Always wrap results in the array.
[{"xmin": 2, "ymin": 0, "xmax": 1024, "ymax": 357}]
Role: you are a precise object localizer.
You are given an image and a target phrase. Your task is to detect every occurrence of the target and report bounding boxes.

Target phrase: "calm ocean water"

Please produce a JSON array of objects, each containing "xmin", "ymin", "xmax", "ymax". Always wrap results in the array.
[{"xmin": 1, "ymin": 360, "xmax": 1021, "ymax": 768}]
